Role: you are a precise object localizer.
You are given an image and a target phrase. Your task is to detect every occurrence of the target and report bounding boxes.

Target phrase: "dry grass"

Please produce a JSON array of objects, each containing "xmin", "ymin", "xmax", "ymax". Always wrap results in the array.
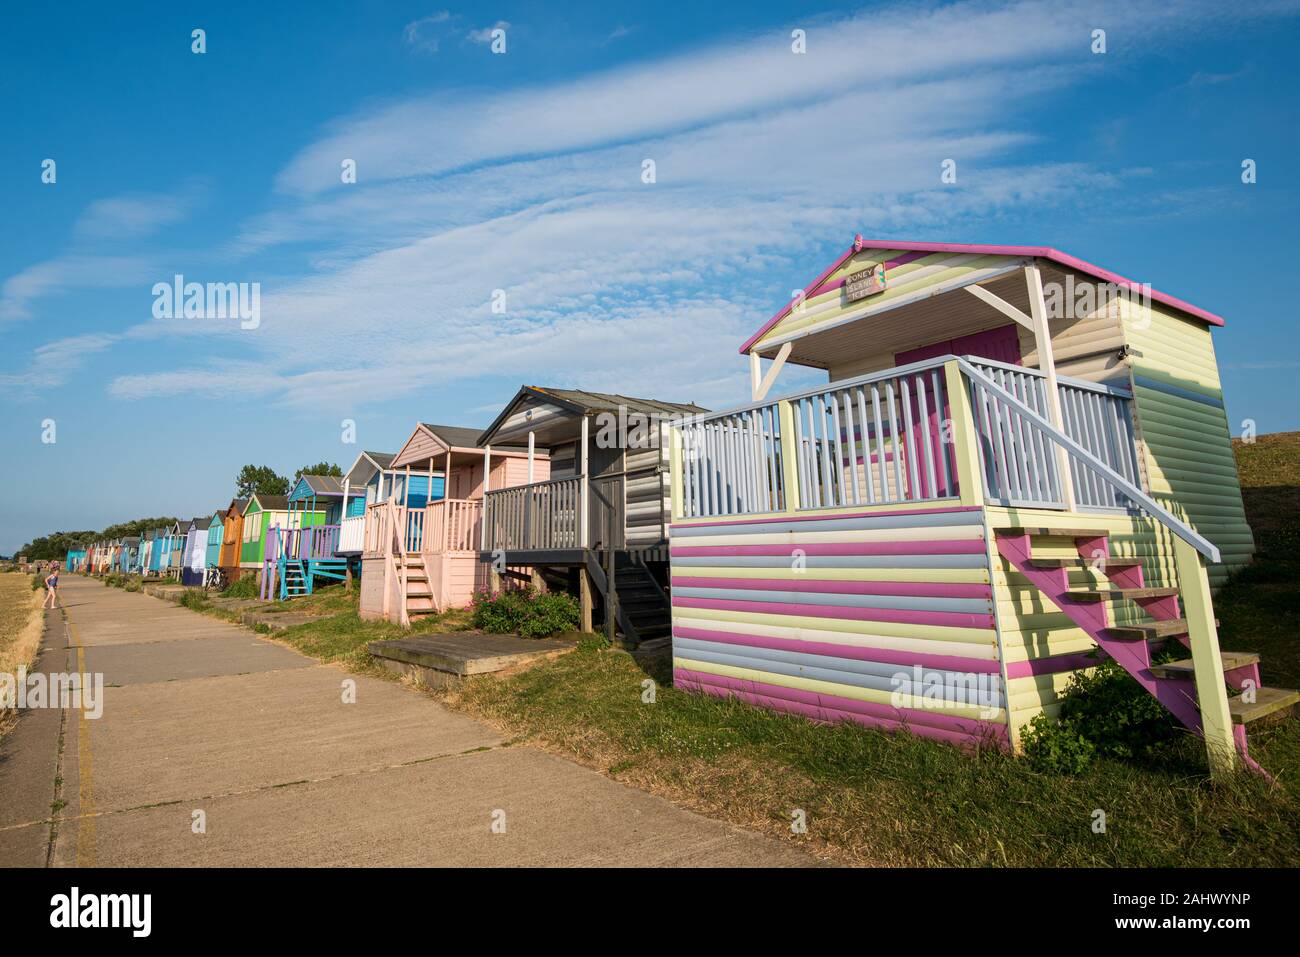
[{"xmin": 0, "ymin": 572, "xmax": 46, "ymax": 736}]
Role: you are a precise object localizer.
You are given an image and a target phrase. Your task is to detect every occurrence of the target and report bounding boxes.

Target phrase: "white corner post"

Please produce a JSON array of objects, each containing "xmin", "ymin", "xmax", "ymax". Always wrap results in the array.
[
  {"xmin": 1024, "ymin": 263, "xmax": 1076, "ymax": 511},
  {"xmin": 1174, "ymin": 537, "xmax": 1238, "ymax": 778},
  {"xmin": 482, "ymin": 445, "xmax": 491, "ymax": 493},
  {"xmin": 527, "ymin": 430, "xmax": 535, "ymax": 484},
  {"xmin": 580, "ymin": 416, "xmax": 590, "ymax": 548}
]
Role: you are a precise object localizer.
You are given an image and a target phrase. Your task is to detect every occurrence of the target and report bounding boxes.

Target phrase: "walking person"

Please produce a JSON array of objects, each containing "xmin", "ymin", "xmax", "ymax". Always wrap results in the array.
[{"xmin": 43, "ymin": 561, "xmax": 60, "ymax": 610}]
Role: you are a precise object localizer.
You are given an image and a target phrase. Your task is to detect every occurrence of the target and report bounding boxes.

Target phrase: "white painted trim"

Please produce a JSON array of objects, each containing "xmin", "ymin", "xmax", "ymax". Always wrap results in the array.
[
  {"xmin": 754, "ymin": 260, "xmax": 1028, "ymax": 355},
  {"xmin": 750, "ymin": 342, "xmax": 792, "ymax": 402},
  {"xmin": 964, "ymin": 283, "xmax": 1034, "ymax": 331},
  {"xmin": 1024, "ymin": 263, "xmax": 1076, "ymax": 511}
]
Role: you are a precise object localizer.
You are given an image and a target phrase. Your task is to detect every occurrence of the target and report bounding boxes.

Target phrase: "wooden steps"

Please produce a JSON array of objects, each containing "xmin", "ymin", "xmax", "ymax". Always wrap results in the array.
[
  {"xmin": 1068, "ymin": 586, "xmax": 1180, "ymax": 601},
  {"xmin": 1026, "ymin": 557, "xmax": 1141, "ymax": 570},
  {"xmin": 1003, "ymin": 526, "xmax": 1110, "ymax": 539},
  {"xmin": 1228, "ymin": 687, "xmax": 1300, "ymax": 725},
  {"xmin": 995, "ymin": 523, "xmax": 1298, "ymax": 777},
  {"xmin": 1150, "ymin": 651, "xmax": 1259, "ymax": 679},
  {"xmin": 1104, "ymin": 619, "xmax": 1191, "ymax": 641}
]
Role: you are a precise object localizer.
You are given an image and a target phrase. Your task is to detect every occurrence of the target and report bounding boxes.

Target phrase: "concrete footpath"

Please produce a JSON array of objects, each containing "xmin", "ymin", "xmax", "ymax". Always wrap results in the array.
[{"xmin": 0, "ymin": 576, "xmax": 811, "ymax": 867}]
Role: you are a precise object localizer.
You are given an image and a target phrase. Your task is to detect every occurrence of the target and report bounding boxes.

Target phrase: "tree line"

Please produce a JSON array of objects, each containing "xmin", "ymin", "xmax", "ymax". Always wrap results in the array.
[{"xmin": 8, "ymin": 462, "xmax": 342, "ymax": 561}]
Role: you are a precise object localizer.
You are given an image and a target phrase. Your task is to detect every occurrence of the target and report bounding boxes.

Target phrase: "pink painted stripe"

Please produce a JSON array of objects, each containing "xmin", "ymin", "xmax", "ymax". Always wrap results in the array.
[
  {"xmin": 1005, "ymin": 651, "xmax": 1101, "ymax": 679},
  {"xmin": 738, "ymin": 237, "xmax": 1223, "ymax": 354},
  {"xmin": 669, "ymin": 538, "xmax": 985, "ymax": 558},
  {"xmin": 675, "ymin": 668, "xmax": 1008, "ymax": 748},
  {"xmin": 672, "ymin": 595, "xmax": 994, "ymax": 629},
  {"xmin": 670, "ymin": 504, "xmax": 979, "ymax": 530},
  {"xmin": 673, "ymin": 625, "xmax": 1000, "ymax": 674},
  {"xmin": 670, "ymin": 576, "xmax": 989, "ymax": 599}
]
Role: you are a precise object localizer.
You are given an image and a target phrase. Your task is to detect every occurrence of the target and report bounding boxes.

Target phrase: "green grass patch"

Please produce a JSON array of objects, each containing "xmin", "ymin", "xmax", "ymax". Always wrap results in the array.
[{"xmin": 444, "ymin": 643, "xmax": 1298, "ymax": 866}]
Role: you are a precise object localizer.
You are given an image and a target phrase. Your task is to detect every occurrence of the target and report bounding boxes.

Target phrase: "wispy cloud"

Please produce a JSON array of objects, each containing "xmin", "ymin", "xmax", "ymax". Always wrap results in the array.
[
  {"xmin": 16, "ymin": 0, "xmax": 1300, "ymax": 413},
  {"xmin": 403, "ymin": 11, "xmax": 453, "ymax": 53},
  {"xmin": 0, "ymin": 255, "xmax": 153, "ymax": 324},
  {"xmin": 467, "ymin": 20, "xmax": 509, "ymax": 44},
  {"xmin": 73, "ymin": 183, "xmax": 205, "ymax": 241},
  {"xmin": 0, "ymin": 333, "xmax": 119, "ymax": 392}
]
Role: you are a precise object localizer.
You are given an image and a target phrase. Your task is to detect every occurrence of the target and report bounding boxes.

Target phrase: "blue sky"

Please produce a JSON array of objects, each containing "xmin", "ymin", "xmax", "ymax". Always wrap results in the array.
[{"xmin": 2, "ymin": 0, "xmax": 1299, "ymax": 553}]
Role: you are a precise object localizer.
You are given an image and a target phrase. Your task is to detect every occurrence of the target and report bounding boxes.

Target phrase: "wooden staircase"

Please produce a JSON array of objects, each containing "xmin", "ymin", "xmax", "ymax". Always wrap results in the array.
[
  {"xmin": 397, "ymin": 554, "xmax": 438, "ymax": 619},
  {"xmin": 584, "ymin": 552, "xmax": 671, "ymax": 646},
  {"xmin": 996, "ymin": 526, "xmax": 1299, "ymax": 775},
  {"xmin": 278, "ymin": 559, "xmax": 309, "ymax": 599}
]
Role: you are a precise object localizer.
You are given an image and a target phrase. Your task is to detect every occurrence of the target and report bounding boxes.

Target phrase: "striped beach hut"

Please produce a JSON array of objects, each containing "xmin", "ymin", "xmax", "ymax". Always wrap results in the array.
[{"xmin": 666, "ymin": 236, "xmax": 1292, "ymax": 777}]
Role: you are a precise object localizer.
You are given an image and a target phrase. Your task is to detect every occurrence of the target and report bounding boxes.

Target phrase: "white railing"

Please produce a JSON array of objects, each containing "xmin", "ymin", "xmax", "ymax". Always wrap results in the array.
[
  {"xmin": 679, "ymin": 402, "xmax": 784, "ymax": 518},
  {"xmin": 675, "ymin": 356, "xmax": 959, "ymax": 519},
  {"xmin": 339, "ymin": 514, "xmax": 365, "ymax": 553},
  {"xmin": 968, "ymin": 358, "xmax": 1140, "ymax": 510},
  {"xmin": 958, "ymin": 357, "xmax": 1218, "ymax": 561}
]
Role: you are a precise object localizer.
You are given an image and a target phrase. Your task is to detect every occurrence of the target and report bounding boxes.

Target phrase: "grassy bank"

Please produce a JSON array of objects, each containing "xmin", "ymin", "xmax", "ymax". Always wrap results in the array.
[
  {"xmin": 138, "ymin": 432, "xmax": 1300, "ymax": 866},
  {"xmin": 0, "ymin": 570, "xmax": 47, "ymax": 737}
]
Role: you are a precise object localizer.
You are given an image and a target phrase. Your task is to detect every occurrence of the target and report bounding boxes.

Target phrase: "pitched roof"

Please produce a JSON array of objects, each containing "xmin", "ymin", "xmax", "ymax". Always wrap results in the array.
[
  {"xmin": 739, "ymin": 237, "xmax": 1226, "ymax": 355},
  {"xmin": 477, "ymin": 387, "xmax": 707, "ymax": 446},
  {"xmin": 296, "ymin": 474, "xmax": 346, "ymax": 496},
  {"xmin": 522, "ymin": 388, "xmax": 707, "ymax": 417},
  {"xmin": 250, "ymin": 494, "xmax": 290, "ymax": 511},
  {"xmin": 417, "ymin": 424, "xmax": 489, "ymax": 450},
  {"xmin": 363, "ymin": 451, "xmax": 395, "ymax": 469},
  {"xmin": 192, "ymin": 517, "xmax": 213, "ymax": 530}
]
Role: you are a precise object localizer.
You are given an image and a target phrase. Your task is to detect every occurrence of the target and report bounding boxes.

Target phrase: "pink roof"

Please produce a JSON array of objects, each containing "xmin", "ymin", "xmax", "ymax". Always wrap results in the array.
[{"xmin": 739, "ymin": 237, "xmax": 1225, "ymax": 355}]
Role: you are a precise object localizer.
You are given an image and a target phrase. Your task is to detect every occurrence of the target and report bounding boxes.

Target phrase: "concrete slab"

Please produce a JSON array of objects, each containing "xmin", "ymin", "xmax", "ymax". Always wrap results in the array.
[
  {"xmin": 7, "ymin": 574, "xmax": 815, "ymax": 869},
  {"xmin": 84, "ymin": 634, "xmax": 313, "ymax": 686},
  {"xmin": 72, "ymin": 746, "xmax": 812, "ymax": 867},
  {"xmin": 240, "ymin": 611, "xmax": 327, "ymax": 631},
  {"xmin": 370, "ymin": 632, "xmax": 575, "ymax": 677},
  {"xmin": 84, "ymin": 665, "xmax": 501, "ymax": 811}
]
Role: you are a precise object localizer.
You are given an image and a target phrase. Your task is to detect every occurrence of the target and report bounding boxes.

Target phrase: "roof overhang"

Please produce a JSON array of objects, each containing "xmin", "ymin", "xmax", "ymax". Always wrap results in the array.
[{"xmin": 740, "ymin": 237, "xmax": 1225, "ymax": 360}]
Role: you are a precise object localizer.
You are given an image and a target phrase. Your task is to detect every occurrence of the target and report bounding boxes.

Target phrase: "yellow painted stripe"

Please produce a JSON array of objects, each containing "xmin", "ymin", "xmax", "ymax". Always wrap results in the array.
[
  {"xmin": 672, "ymin": 565, "xmax": 988, "ymax": 584},
  {"xmin": 671, "ymin": 604, "xmax": 994, "ymax": 644},
  {"xmin": 671, "ymin": 500, "xmax": 970, "ymax": 527},
  {"xmin": 671, "ymin": 613, "xmax": 998, "ymax": 660},
  {"xmin": 674, "ymin": 656, "xmax": 1006, "ymax": 722},
  {"xmin": 672, "ymin": 524, "xmax": 985, "ymax": 547}
]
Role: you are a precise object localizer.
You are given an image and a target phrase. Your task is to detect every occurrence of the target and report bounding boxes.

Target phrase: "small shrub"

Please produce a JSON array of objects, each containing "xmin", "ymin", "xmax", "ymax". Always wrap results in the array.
[
  {"xmin": 179, "ymin": 589, "xmax": 209, "ymax": 610},
  {"xmin": 470, "ymin": 587, "xmax": 581, "ymax": 638},
  {"xmin": 124, "ymin": 579, "xmax": 142, "ymax": 593},
  {"xmin": 1021, "ymin": 713, "xmax": 1097, "ymax": 774},
  {"xmin": 31, "ymin": 574, "xmax": 45, "ymax": 591},
  {"xmin": 221, "ymin": 576, "xmax": 258, "ymax": 599},
  {"xmin": 1021, "ymin": 653, "xmax": 1183, "ymax": 773}
]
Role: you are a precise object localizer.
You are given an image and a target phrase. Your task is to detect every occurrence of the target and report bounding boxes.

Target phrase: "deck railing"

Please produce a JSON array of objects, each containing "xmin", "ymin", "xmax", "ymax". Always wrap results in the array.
[
  {"xmin": 669, "ymin": 355, "xmax": 1211, "ymax": 554},
  {"xmin": 482, "ymin": 476, "xmax": 584, "ymax": 551},
  {"xmin": 967, "ymin": 358, "xmax": 1141, "ymax": 510},
  {"xmin": 423, "ymin": 499, "xmax": 483, "ymax": 553},
  {"xmin": 675, "ymin": 356, "xmax": 961, "ymax": 519},
  {"xmin": 364, "ymin": 499, "xmax": 485, "ymax": 555},
  {"xmin": 265, "ymin": 524, "xmax": 341, "ymax": 563},
  {"xmin": 339, "ymin": 514, "xmax": 365, "ymax": 554},
  {"xmin": 480, "ymin": 473, "xmax": 634, "ymax": 553}
]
